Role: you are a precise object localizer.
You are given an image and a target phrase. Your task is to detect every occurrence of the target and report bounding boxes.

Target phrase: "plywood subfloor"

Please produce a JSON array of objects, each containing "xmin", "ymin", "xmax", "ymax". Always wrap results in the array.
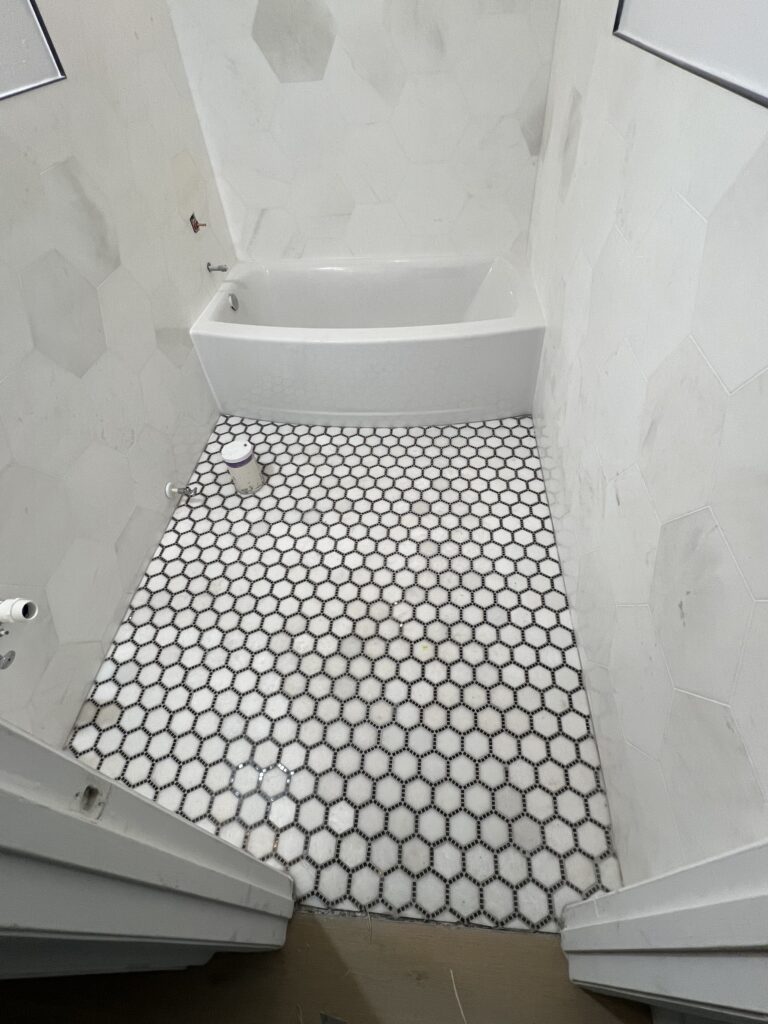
[{"xmin": 2, "ymin": 910, "xmax": 649, "ymax": 1024}]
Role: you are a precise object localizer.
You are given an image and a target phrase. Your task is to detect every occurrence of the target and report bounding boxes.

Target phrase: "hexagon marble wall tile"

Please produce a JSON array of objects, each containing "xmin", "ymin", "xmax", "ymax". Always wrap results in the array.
[
  {"xmin": 0, "ymin": 0, "xmax": 234, "ymax": 746},
  {"xmin": 530, "ymin": 0, "xmax": 768, "ymax": 884},
  {"xmin": 70, "ymin": 416, "xmax": 620, "ymax": 930},
  {"xmin": 167, "ymin": 0, "xmax": 559, "ymax": 259}
]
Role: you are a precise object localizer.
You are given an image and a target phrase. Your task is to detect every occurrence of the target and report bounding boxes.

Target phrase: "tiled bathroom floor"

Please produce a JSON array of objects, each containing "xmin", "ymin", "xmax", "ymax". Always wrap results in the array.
[{"xmin": 70, "ymin": 416, "xmax": 619, "ymax": 931}]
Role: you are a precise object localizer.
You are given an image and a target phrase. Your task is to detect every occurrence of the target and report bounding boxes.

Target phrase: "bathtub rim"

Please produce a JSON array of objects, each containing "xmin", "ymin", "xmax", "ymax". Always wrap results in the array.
[
  {"xmin": 189, "ymin": 255, "xmax": 545, "ymax": 427},
  {"xmin": 191, "ymin": 310, "xmax": 543, "ymax": 347},
  {"xmin": 192, "ymin": 254, "xmax": 544, "ymax": 343}
]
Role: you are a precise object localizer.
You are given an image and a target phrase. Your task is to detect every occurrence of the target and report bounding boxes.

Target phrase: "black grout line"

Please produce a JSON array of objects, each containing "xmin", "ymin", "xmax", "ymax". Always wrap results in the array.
[{"xmin": 70, "ymin": 416, "xmax": 619, "ymax": 931}]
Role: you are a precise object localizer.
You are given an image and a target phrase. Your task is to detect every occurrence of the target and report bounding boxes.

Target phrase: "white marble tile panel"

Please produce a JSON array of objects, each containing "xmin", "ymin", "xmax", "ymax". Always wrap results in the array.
[
  {"xmin": 531, "ymin": 0, "xmax": 768, "ymax": 885},
  {"xmin": 693, "ymin": 139, "xmax": 768, "ymax": 392},
  {"xmin": 0, "ymin": 351, "xmax": 94, "ymax": 476},
  {"xmin": 660, "ymin": 692, "xmax": 768, "ymax": 863},
  {"xmin": 168, "ymin": 0, "xmax": 557, "ymax": 259},
  {"xmin": 602, "ymin": 466, "xmax": 660, "ymax": 606},
  {"xmin": 639, "ymin": 339, "xmax": 727, "ymax": 525},
  {"xmin": 610, "ymin": 607, "xmax": 672, "ymax": 759},
  {"xmin": 711, "ymin": 369, "xmax": 768, "ymax": 599},
  {"xmin": 651, "ymin": 509, "xmax": 752, "ymax": 703},
  {"xmin": 732, "ymin": 603, "xmax": 768, "ymax": 799}
]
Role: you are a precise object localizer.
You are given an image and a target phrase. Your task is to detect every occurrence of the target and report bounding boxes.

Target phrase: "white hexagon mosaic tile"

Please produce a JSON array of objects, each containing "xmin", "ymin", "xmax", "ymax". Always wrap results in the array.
[{"xmin": 70, "ymin": 416, "xmax": 620, "ymax": 930}]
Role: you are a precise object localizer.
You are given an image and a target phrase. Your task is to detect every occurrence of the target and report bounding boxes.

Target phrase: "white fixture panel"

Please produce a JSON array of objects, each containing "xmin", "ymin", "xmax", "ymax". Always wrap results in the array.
[
  {"xmin": 191, "ymin": 257, "xmax": 544, "ymax": 426},
  {"xmin": 0, "ymin": 0, "xmax": 64, "ymax": 101},
  {"xmin": 616, "ymin": 0, "xmax": 768, "ymax": 105}
]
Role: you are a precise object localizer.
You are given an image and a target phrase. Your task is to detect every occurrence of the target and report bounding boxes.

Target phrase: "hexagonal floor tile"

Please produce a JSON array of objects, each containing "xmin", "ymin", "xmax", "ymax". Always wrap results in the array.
[{"xmin": 69, "ymin": 415, "xmax": 620, "ymax": 931}]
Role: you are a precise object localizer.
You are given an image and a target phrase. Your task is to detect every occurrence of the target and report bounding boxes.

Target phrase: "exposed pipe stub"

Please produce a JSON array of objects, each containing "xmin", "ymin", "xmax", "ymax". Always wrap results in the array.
[{"xmin": 0, "ymin": 599, "xmax": 38, "ymax": 625}]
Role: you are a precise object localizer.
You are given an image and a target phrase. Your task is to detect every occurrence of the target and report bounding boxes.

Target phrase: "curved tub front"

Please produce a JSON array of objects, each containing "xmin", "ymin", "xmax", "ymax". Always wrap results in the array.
[{"xmin": 190, "ymin": 258, "xmax": 544, "ymax": 427}]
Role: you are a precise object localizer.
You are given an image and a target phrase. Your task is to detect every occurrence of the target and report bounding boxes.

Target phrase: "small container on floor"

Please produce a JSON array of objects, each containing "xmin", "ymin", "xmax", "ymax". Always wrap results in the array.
[{"xmin": 221, "ymin": 438, "xmax": 263, "ymax": 495}]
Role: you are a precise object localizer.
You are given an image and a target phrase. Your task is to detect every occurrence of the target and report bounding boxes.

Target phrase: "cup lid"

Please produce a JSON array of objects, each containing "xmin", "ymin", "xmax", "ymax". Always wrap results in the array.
[{"xmin": 221, "ymin": 439, "xmax": 254, "ymax": 466}]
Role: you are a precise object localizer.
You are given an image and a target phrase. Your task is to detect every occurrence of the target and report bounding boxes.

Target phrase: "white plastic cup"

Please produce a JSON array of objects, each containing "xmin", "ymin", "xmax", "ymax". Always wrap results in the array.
[{"xmin": 221, "ymin": 439, "xmax": 263, "ymax": 495}]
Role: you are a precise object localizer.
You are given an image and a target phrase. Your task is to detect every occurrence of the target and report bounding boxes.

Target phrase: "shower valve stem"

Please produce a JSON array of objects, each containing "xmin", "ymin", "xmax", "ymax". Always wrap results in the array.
[{"xmin": 165, "ymin": 482, "xmax": 201, "ymax": 501}]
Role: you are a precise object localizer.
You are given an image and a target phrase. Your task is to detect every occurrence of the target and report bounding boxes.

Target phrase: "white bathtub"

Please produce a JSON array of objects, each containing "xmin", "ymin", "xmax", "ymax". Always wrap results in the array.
[{"xmin": 191, "ymin": 257, "xmax": 544, "ymax": 426}]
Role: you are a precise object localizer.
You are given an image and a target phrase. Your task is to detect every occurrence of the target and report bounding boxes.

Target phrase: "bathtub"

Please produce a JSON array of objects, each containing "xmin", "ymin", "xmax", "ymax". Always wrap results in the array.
[{"xmin": 191, "ymin": 257, "xmax": 544, "ymax": 426}]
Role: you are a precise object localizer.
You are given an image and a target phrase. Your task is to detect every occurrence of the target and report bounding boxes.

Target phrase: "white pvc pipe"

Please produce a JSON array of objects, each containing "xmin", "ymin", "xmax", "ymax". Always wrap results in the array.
[{"xmin": 0, "ymin": 599, "xmax": 38, "ymax": 624}]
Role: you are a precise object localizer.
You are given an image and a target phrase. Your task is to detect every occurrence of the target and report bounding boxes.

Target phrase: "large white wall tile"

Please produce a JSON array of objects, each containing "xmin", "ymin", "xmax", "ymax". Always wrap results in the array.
[
  {"xmin": 531, "ymin": 0, "xmax": 768, "ymax": 882},
  {"xmin": 0, "ymin": 422, "xmax": 10, "ymax": 477},
  {"xmin": 732, "ymin": 604, "xmax": 768, "ymax": 799},
  {"xmin": 0, "ymin": 351, "xmax": 93, "ymax": 476},
  {"xmin": 456, "ymin": 13, "xmax": 541, "ymax": 123},
  {"xmin": 639, "ymin": 338, "xmax": 727, "ymax": 523},
  {"xmin": 0, "ymin": 0, "xmax": 234, "ymax": 745},
  {"xmin": 98, "ymin": 267, "xmax": 159, "ymax": 374},
  {"xmin": 0, "ymin": 133, "xmax": 49, "ymax": 269},
  {"xmin": 65, "ymin": 443, "xmax": 135, "ymax": 545},
  {"xmin": 609, "ymin": 606, "xmax": 672, "ymax": 759},
  {"xmin": 21, "ymin": 249, "xmax": 106, "ymax": 377},
  {"xmin": 570, "ymin": 441, "xmax": 607, "ymax": 561},
  {"xmin": 693, "ymin": 138, "xmax": 768, "ymax": 392},
  {"xmin": 84, "ymin": 352, "xmax": 146, "ymax": 455},
  {"xmin": 574, "ymin": 549, "xmax": 615, "ymax": 668},
  {"xmin": 126, "ymin": 426, "xmax": 178, "ymax": 514},
  {"xmin": 660, "ymin": 692, "xmax": 768, "ymax": 863},
  {"xmin": 611, "ymin": 61, "xmax": 694, "ymax": 246},
  {"xmin": 711, "ymin": 369, "xmax": 768, "ymax": 598},
  {"xmin": 582, "ymin": 228, "xmax": 635, "ymax": 373},
  {"xmin": 0, "ymin": 465, "xmax": 73, "ymax": 587},
  {"xmin": 273, "ymin": 82, "xmax": 348, "ymax": 166},
  {"xmin": 594, "ymin": 341, "xmax": 646, "ymax": 480},
  {"xmin": 681, "ymin": 81, "xmax": 768, "ymax": 219},
  {"xmin": 0, "ymin": 262, "xmax": 34, "ymax": 380},
  {"xmin": 171, "ymin": 150, "xmax": 209, "ymax": 225},
  {"xmin": 46, "ymin": 538, "xmax": 123, "ymax": 645},
  {"xmin": 392, "ymin": 75, "xmax": 468, "ymax": 162},
  {"xmin": 563, "ymin": 120, "xmax": 627, "ymax": 269},
  {"xmin": 626, "ymin": 194, "xmax": 707, "ymax": 379},
  {"xmin": 140, "ymin": 351, "xmax": 183, "ymax": 437},
  {"xmin": 40, "ymin": 157, "xmax": 120, "ymax": 287},
  {"xmin": 385, "ymin": 0, "xmax": 479, "ymax": 75},
  {"xmin": 456, "ymin": 114, "xmax": 534, "ymax": 209},
  {"xmin": 246, "ymin": 208, "xmax": 303, "ymax": 261},
  {"xmin": 324, "ymin": 43, "xmax": 394, "ymax": 125},
  {"xmin": 168, "ymin": 0, "xmax": 557, "ymax": 258},
  {"xmin": 602, "ymin": 466, "xmax": 659, "ymax": 605},
  {"xmin": 395, "ymin": 165, "xmax": 466, "ymax": 238},
  {"xmin": 115, "ymin": 506, "xmax": 167, "ymax": 592},
  {"xmin": 450, "ymin": 197, "xmax": 523, "ymax": 256},
  {"xmin": 611, "ymin": 743, "xmax": 684, "ymax": 885},
  {"xmin": 328, "ymin": 1, "xmax": 406, "ymax": 109},
  {"xmin": 651, "ymin": 510, "xmax": 751, "ymax": 704},
  {"xmin": 28, "ymin": 643, "xmax": 106, "ymax": 748},
  {"xmin": 252, "ymin": 0, "xmax": 336, "ymax": 84},
  {"xmin": 291, "ymin": 167, "xmax": 354, "ymax": 219},
  {"xmin": 346, "ymin": 203, "xmax": 411, "ymax": 256},
  {"xmin": 342, "ymin": 124, "xmax": 408, "ymax": 203}
]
